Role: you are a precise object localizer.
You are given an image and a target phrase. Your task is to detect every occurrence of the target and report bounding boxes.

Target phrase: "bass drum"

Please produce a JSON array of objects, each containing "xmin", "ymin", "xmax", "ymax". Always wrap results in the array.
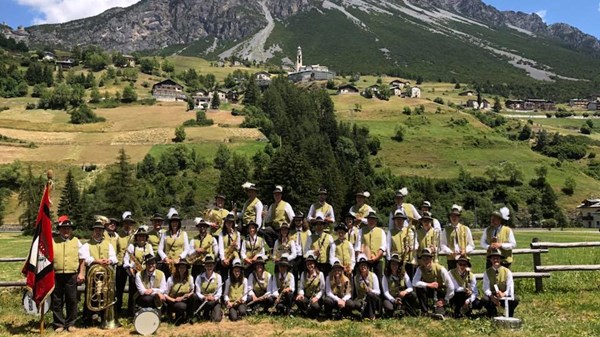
[
  {"xmin": 134, "ymin": 308, "xmax": 160, "ymax": 335},
  {"xmin": 22, "ymin": 292, "xmax": 50, "ymax": 315}
]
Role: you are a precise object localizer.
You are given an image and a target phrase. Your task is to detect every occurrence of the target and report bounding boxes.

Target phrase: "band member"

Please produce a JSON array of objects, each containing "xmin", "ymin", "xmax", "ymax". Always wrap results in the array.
[
  {"xmin": 440, "ymin": 205, "xmax": 474, "ymax": 270},
  {"xmin": 134, "ymin": 255, "xmax": 166, "ymax": 309},
  {"xmin": 329, "ymin": 223, "xmax": 355, "ymax": 277},
  {"xmin": 219, "ymin": 213, "xmax": 241, "ymax": 281},
  {"xmin": 344, "ymin": 212, "xmax": 359, "ymax": 246},
  {"xmin": 158, "ymin": 209, "xmax": 189, "ymax": 278},
  {"xmin": 269, "ymin": 254, "xmax": 295, "ymax": 316},
  {"xmin": 124, "ymin": 227, "xmax": 153, "ymax": 314},
  {"xmin": 388, "ymin": 188, "xmax": 421, "ymax": 230},
  {"xmin": 103, "ymin": 217, "xmax": 119, "ymax": 250},
  {"xmin": 481, "ymin": 207, "xmax": 516, "ymax": 269},
  {"xmin": 413, "ymin": 248, "xmax": 454, "ymax": 318},
  {"xmin": 295, "ymin": 251, "xmax": 325, "ymax": 318},
  {"xmin": 448, "ymin": 255, "xmax": 479, "ymax": 318},
  {"xmin": 239, "ymin": 182, "xmax": 263, "ymax": 235},
  {"xmin": 224, "ymin": 259, "xmax": 248, "ymax": 321},
  {"xmin": 387, "ymin": 210, "xmax": 417, "ymax": 278},
  {"xmin": 382, "ymin": 253, "xmax": 418, "ymax": 318},
  {"xmin": 165, "ymin": 260, "xmax": 194, "ymax": 325},
  {"xmin": 193, "ymin": 254, "xmax": 223, "ymax": 322},
  {"xmin": 147, "ymin": 213, "xmax": 165, "ymax": 253},
  {"xmin": 306, "ymin": 214, "xmax": 334, "ymax": 276},
  {"xmin": 187, "ymin": 218, "xmax": 218, "ymax": 278},
  {"xmin": 272, "ymin": 222, "xmax": 297, "ymax": 271},
  {"xmin": 324, "ymin": 259, "xmax": 358, "ymax": 319},
  {"xmin": 241, "ymin": 221, "xmax": 266, "ymax": 276},
  {"xmin": 354, "ymin": 254, "xmax": 381, "ymax": 320},
  {"xmin": 481, "ymin": 249, "xmax": 519, "ymax": 317},
  {"xmin": 115, "ymin": 211, "xmax": 136, "ymax": 316},
  {"xmin": 78, "ymin": 218, "xmax": 118, "ymax": 327},
  {"xmin": 204, "ymin": 193, "xmax": 230, "ymax": 238},
  {"xmin": 52, "ymin": 215, "xmax": 82, "ymax": 333},
  {"xmin": 290, "ymin": 212, "xmax": 311, "ymax": 279},
  {"xmin": 307, "ymin": 188, "xmax": 335, "ymax": 233},
  {"xmin": 349, "ymin": 191, "xmax": 374, "ymax": 227},
  {"xmin": 262, "ymin": 185, "xmax": 295, "ymax": 249},
  {"xmin": 420, "ymin": 201, "xmax": 441, "ymax": 231},
  {"xmin": 247, "ymin": 254, "xmax": 274, "ymax": 314},
  {"xmin": 355, "ymin": 211, "xmax": 386, "ymax": 279},
  {"xmin": 416, "ymin": 212, "xmax": 440, "ymax": 264}
]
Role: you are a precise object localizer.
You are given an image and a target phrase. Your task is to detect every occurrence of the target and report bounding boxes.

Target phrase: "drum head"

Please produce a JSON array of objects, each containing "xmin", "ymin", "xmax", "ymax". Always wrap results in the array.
[
  {"xmin": 134, "ymin": 308, "xmax": 160, "ymax": 335},
  {"xmin": 22, "ymin": 292, "xmax": 50, "ymax": 315}
]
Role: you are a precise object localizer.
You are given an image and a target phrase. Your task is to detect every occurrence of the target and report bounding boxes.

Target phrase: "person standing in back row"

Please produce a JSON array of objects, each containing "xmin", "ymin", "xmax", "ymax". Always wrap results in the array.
[
  {"xmin": 307, "ymin": 188, "xmax": 335, "ymax": 233},
  {"xmin": 480, "ymin": 207, "xmax": 516, "ymax": 269},
  {"xmin": 263, "ymin": 185, "xmax": 295, "ymax": 249}
]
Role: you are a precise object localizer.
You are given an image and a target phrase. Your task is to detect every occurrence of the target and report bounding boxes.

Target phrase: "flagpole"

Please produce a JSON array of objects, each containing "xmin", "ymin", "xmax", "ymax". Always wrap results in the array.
[{"xmin": 40, "ymin": 170, "xmax": 53, "ymax": 335}]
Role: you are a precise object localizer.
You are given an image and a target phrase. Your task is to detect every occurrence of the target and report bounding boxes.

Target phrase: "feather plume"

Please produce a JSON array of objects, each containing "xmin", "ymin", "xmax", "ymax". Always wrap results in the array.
[
  {"xmin": 122, "ymin": 211, "xmax": 132, "ymax": 220},
  {"xmin": 363, "ymin": 191, "xmax": 371, "ymax": 198},
  {"xmin": 500, "ymin": 207, "xmax": 510, "ymax": 221},
  {"xmin": 241, "ymin": 181, "xmax": 253, "ymax": 189},
  {"xmin": 166, "ymin": 207, "xmax": 178, "ymax": 220},
  {"xmin": 451, "ymin": 204, "xmax": 463, "ymax": 213},
  {"xmin": 398, "ymin": 187, "xmax": 408, "ymax": 197}
]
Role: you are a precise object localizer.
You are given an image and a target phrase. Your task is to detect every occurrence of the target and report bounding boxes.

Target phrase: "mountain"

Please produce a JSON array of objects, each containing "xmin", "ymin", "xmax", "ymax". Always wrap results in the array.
[{"xmin": 5, "ymin": 0, "xmax": 600, "ymax": 83}]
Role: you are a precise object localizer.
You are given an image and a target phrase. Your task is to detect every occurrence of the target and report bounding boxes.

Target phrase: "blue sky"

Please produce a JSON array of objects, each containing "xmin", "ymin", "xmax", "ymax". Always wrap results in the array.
[{"xmin": 0, "ymin": 0, "xmax": 599, "ymax": 39}]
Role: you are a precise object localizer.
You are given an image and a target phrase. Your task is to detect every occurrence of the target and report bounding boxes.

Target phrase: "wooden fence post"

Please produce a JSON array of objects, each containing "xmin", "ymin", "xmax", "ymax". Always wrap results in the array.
[{"xmin": 531, "ymin": 238, "xmax": 543, "ymax": 292}]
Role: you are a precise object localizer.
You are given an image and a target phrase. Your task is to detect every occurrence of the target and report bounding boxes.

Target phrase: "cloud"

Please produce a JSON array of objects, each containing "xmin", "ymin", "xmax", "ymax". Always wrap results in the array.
[
  {"xmin": 16, "ymin": 0, "xmax": 142, "ymax": 25},
  {"xmin": 534, "ymin": 9, "xmax": 547, "ymax": 22}
]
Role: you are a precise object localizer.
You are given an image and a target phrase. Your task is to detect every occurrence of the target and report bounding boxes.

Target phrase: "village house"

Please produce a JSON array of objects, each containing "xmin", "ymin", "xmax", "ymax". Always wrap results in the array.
[
  {"xmin": 411, "ymin": 87, "xmax": 421, "ymax": 98},
  {"xmin": 588, "ymin": 102, "xmax": 600, "ymax": 111},
  {"xmin": 192, "ymin": 89, "xmax": 210, "ymax": 109},
  {"xmin": 390, "ymin": 86, "xmax": 403, "ymax": 96},
  {"xmin": 122, "ymin": 55, "xmax": 136, "ymax": 67},
  {"xmin": 255, "ymin": 71, "xmax": 272, "ymax": 89},
  {"xmin": 152, "ymin": 79, "xmax": 185, "ymax": 102},
  {"xmin": 459, "ymin": 90, "xmax": 475, "ymax": 96},
  {"xmin": 577, "ymin": 199, "xmax": 600, "ymax": 228},
  {"xmin": 55, "ymin": 59, "xmax": 75, "ymax": 70},
  {"xmin": 465, "ymin": 99, "xmax": 490, "ymax": 110},
  {"xmin": 337, "ymin": 84, "xmax": 359, "ymax": 95},
  {"xmin": 569, "ymin": 98, "xmax": 590, "ymax": 109},
  {"xmin": 389, "ymin": 79, "xmax": 409, "ymax": 89},
  {"xmin": 524, "ymin": 99, "xmax": 555, "ymax": 111},
  {"xmin": 225, "ymin": 89, "xmax": 240, "ymax": 103},
  {"xmin": 505, "ymin": 99, "xmax": 524, "ymax": 110}
]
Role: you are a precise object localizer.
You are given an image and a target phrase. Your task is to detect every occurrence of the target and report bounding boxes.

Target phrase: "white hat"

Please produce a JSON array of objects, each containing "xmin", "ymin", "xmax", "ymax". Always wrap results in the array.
[
  {"xmin": 395, "ymin": 187, "xmax": 408, "ymax": 197},
  {"xmin": 356, "ymin": 253, "xmax": 368, "ymax": 264},
  {"xmin": 122, "ymin": 211, "xmax": 133, "ymax": 221},
  {"xmin": 273, "ymin": 185, "xmax": 283, "ymax": 193},
  {"xmin": 356, "ymin": 191, "xmax": 371, "ymax": 198}
]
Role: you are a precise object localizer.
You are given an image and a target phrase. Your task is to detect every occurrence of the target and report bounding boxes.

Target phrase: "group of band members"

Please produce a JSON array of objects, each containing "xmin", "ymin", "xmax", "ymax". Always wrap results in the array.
[{"xmin": 50, "ymin": 183, "xmax": 520, "ymax": 331}]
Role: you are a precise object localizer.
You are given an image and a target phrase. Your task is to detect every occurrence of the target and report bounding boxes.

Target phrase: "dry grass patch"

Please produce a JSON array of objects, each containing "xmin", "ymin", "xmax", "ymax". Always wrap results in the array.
[
  {"xmin": 95, "ymin": 103, "xmax": 191, "ymax": 131},
  {"xmin": 206, "ymin": 110, "xmax": 245, "ymax": 126}
]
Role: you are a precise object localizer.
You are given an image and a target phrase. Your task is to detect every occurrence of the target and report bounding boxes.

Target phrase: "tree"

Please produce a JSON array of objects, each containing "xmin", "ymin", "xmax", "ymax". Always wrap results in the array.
[
  {"xmin": 174, "ymin": 126, "xmax": 186, "ymax": 143},
  {"xmin": 161, "ymin": 59, "xmax": 175, "ymax": 73},
  {"xmin": 121, "ymin": 84, "xmax": 138, "ymax": 103},
  {"xmin": 140, "ymin": 58, "xmax": 159, "ymax": 74},
  {"xmin": 103, "ymin": 148, "xmax": 139, "ymax": 215},
  {"xmin": 485, "ymin": 165, "xmax": 502, "ymax": 183},
  {"xmin": 70, "ymin": 104, "xmax": 104, "ymax": 124},
  {"xmin": 18, "ymin": 165, "xmax": 44, "ymax": 233},
  {"xmin": 211, "ymin": 90, "xmax": 221, "ymax": 109},
  {"xmin": 243, "ymin": 76, "xmax": 260, "ymax": 106},
  {"xmin": 416, "ymin": 76, "xmax": 423, "ymax": 85},
  {"xmin": 391, "ymin": 124, "xmax": 405, "ymax": 142},
  {"xmin": 454, "ymin": 82, "xmax": 461, "ymax": 89},
  {"xmin": 493, "ymin": 96, "xmax": 502, "ymax": 113},
  {"xmin": 90, "ymin": 87, "xmax": 102, "ymax": 103},
  {"xmin": 518, "ymin": 124, "xmax": 532, "ymax": 141},
  {"xmin": 214, "ymin": 144, "xmax": 231, "ymax": 169},
  {"xmin": 58, "ymin": 169, "xmax": 81, "ymax": 224},
  {"xmin": 504, "ymin": 161, "xmax": 524, "ymax": 186},
  {"xmin": 562, "ymin": 177, "xmax": 576, "ymax": 195}
]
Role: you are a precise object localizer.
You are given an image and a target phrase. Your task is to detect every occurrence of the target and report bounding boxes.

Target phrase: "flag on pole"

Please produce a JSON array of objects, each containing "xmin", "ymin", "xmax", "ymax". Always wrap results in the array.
[{"xmin": 21, "ymin": 182, "xmax": 55, "ymax": 306}]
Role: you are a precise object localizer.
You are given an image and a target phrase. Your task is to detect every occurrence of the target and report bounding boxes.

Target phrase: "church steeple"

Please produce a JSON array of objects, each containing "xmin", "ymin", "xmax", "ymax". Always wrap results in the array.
[{"xmin": 296, "ymin": 46, "xmax": 303, "ymax": 72}]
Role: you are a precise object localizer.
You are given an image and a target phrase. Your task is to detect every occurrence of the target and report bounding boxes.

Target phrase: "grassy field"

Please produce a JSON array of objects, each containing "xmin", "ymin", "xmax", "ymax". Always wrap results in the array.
[{"xmin": 0, "ymin": 230, "xmax": 599, "ymax": 336}]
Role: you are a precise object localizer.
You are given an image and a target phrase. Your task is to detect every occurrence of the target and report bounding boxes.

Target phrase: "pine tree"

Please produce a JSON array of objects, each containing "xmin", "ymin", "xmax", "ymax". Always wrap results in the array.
[
  {"xmin": 217, "ymin": 153, "xmax": 251, "ymax": 204},
  {"xmin": 211, "ymin": 90, "xmax": 221, "ymax": 109},
  {"xmin": 58, "ymin": 169, "xmax": 81, "ymax": 225},
  {"xmin": 213, "ymin": 144, "xmax": 231, "ymax": 169},
  {"xmin": 243, "ymin": 76, "xmax": 260, "ymax": 106},
  {"xmin": 18, "ymin": 165, "xmax": 44, "ymax": 233},
  {"xmin": 104, "ymin": 148, "xmax": 139, "ymax": 216}
]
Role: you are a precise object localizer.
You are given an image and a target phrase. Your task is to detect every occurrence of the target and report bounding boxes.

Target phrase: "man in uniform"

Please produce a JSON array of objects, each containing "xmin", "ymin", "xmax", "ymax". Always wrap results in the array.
[
  {"xmin": 388, "ymin": 188, "xmax": 421, "ymax": 230},
  {"xmin": 290, "ymin": 212, "xmax": 310, "ymax": 280},
  {"xmin": 448, "ymin": 255, "xmax": 478, "ymax": 318},
  {"xmin": 52, "ymin": 215, "xmax": 83, "ymax": 333},
  {"xmin": 262, "ymin": 185, "xmax": 295, "ymax": 249},
  {"xmin": 116, "ymin": 211, "xmax": 136, "ymax": 316},
  {"xmin": 134, "ymin": 255, "xmax": 166, "ymax": 310},
  {"xmin": 204, "ymin": 193, "xmax": 230, "ymax": 238},
  {"xmin": 269, "ymin": 254, "xmax": 295, "ymax": 316},
  {"xmin": 412, "ymin": 248, "xmax": 454, "ymax": 318},
  {"xmin": 420, "ymin": 201, "xmax": 441, "ymax": 231},
  {"xmin": 354, "ymin": 254, "xmax": 382, "ymax": 320},
  {"xmin": 307, "ymin": 188, "xmax": 335, "ymax": 233},
  {"xmin": 349, "ymin": 192, "xmax": 374, "ymax": 227},
  {"xmin": 481, "ymin": 249, "xmax": 519, "ymax": 317},
  {"xmin": 79, "ymin": 217, "xmax": 118, "ymax": 327},
  {"xmin": 440, "ymin": 205, "xmax": 474, "ymax": 270},
  {"xmin": 239, "ymin": 182, "xmax": 263, "ymax": 236},
  {"xmin": 147, "ymin": 213, "xmax": 164, "ymax": 253},
  {"xmin": 480, "ymin": 207, "xmax": 516, "ymax": 269},
  {"xmin": 329, "ymin": 223, "xmax": 355, "ymax": 277},
  {"xmin": 187, "ymin": 218, "xmax": 219, "ymax": 278},
  {"xmin": 306, "ymin": 214, "xmax": 334, "ymax": 276},
  {"xmin": 387, "ymin": 210, "xmax": 417, "ymax": 278},
  {"xmin": 355, "ymin": 211, "xmax": 386, "ymax": 279}
]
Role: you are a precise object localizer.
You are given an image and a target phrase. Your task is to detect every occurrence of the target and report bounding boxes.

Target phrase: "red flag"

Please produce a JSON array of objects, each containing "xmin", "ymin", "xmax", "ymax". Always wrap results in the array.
[{"xmin": 22, "ymin": 183, "xmax": 55, "ymax": 306}]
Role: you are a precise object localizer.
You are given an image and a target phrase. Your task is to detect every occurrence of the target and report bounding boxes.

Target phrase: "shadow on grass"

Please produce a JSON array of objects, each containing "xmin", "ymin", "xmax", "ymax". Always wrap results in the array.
[{"xmin": 4, "ymin": 319, "xmax": 40, "ymax": 335}]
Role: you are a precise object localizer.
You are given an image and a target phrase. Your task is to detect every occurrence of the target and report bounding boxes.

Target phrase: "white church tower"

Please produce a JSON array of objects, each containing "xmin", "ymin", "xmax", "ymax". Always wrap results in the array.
[{"xmin": 296, "ymin": 46, "xmax": 303, "ymax": 72}]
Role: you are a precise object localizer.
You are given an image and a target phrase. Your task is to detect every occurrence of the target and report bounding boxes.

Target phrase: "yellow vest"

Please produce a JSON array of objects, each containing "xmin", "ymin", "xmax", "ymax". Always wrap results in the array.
[
  {"xmin": 103, "ymin": 232, "xmax": 118, "ymax": 256},
  {"xmin": 88, "ymin": 239, "xmax": 111, "ymax": 260},
  {"xmin": 199, "ymin": 274, "xmax": 220, "ymax": 295},
  {"xmin": 450, "ymin": 268, "xmax": 474, "ymax": 290},
  {"xmin": 347, "ymin": 227, "xmax": 358, "ymax": 246},
  {"xmin": 192, "ymin": 234, "xmax": 214, "ymax": 264},
  {"xmin": 148, "ymin": 229, "xmax": 164, "ymax": 253},
  {"xmin": 205, "ymin": 208, "xmax": 229, "ymax": 235},
  {"xmin": 386, "ymin": 274, "xmax": 407, "ymax": 296},
  {"xmin": 290, "ymin": 229, "xmax": 309, "ymax": 254},
  {"xmin": 355, "ymin": 272, "xmax": 376, "ymax": 299},
  {"xmin": 141, "ymin": 270, "xmax": 165, "ymax": 289},
  {"xmin": 275, "ymin": 272, "xmax": 293, "ymax": 291},
  {"xmin": 333, "ymin": 239, "xmax": 352, "ymax": 268},
  {"xmin": 361, "ymin": 227, "xmax": 384, "ymax": 256},
  {"xmin": 353, "ymin": 204, "xmax": 371, "ymax": 222},
  {"xmin": 228, "ymin": 280, "xmax": 245, "ymax": 301},
  {"xmin": 243, "ymin": 197, "xmax": 260, "ymax": 224},
  {"xmin": 275, "ymin": 238, "xmax": 293, "ymax": 260},
  {"xmin": 223, "ymin": 231, "xmax": 240, "ymax": 260},
  {"xmin": 310, "ymin": 232, "xmax": 332, "ymax": 263},
  {"xmin": 485, "ymin": 226, "xmax": 513, "ymax": 263},
  {"xmin": 169, "ymin": 277, "xmax": 192, "ymax": 297},
  {"xmin": 303, "ymin": 272, "xmax": 321, "ymax": 297},
  {"xmin": 417, "ymin": 228, "xmax": 437, "ymax": 259},
  {"xmin": 53, "ymin": 236, "xmax": 80, "ymax": 274},
  {"xmin": 252, "ymin": 271, "xmax": 271, "ymax": 297},
  {"xmin": 419, "ymin": 263, "xmax": 445, "ymax": 289},
  {"xmin": 486, "ymin": 266, "xmax": 508, "ymax": 293},
  {"xmin": 311, "ymin": 202, "xmax": 332, "ymax": 219},
  {"xmin": 244, "ymin": 236, "xmax": 265, "ymax": 259},
  {"xmin": 165, "ymin": 231, "xmax": 187, "ymax": 259},
  {"xmin": 116, "ymin": 230, "xmax": 134, "ymax": 265},
  {"xmin": 132, "ymin": 243, "xmax": 152, "ymax": 268},
  {"xmin": 329, "ymin": 273, "xmax": 351, "ymax": 298},
  {"xmin": 269, "ymin": 201, "xmax": 291, "ymax": 229},
  {"xmin": 445, "ymin": 224, "xmax": 468, "ymax": 260}
]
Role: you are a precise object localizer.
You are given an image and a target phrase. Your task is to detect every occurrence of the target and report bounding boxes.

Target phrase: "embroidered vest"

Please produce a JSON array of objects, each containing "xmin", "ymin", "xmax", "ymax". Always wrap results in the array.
[
  {"xmin": 53, "ymin": 236, "xmax": 79, "ymax": 273},
  {"xmin": 310, "ymin": 232, "xmax": 332, "ymax": 263},
  {"xmin": 243, "ymin": 197, "xmax": 260, "ymax": 225},
  {"xmin": 485, "ymin": 226, "xmax": 513, "ymax": 263},
  {"xmin": 486, "ymin": 267, "xmax": 508, "ymax": 293}
]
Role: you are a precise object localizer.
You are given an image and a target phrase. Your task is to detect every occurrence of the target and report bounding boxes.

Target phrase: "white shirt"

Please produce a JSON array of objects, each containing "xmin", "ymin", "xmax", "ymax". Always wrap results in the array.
[
  {"xmin": 439, "ymin": 225, "xmax": 475, "ymax": 255},
  {"xmin": 247, "ymin": 271, "xmax": 272, "ymax": 298},
  {"xmin": 135, "ymin": 270, "xmax": 167, "ymax": 296},
  {"xmin": 123, "ymin": 243, "xmax": 154, "ymax": 268},
  {"xmin": 292, "ymin": 228, "xmax": 311, "ymax": 257},
  {"xmin": 239, "ymin": 198, "xmax": 264, "ymax": 229},
  {"xmin": 297, "ymin": 271, "xmax": 325, "ymax": 300},
  {"xmin": 483, "ymin": 267, "xmax": 515, "ymax": 299},
  {"xmin": 157, "ymin": 230, "xmax": 190, "ymax": 260},
  {"xmin": 268, "ymin": 271, "xmax": 295, "ymax": 298},
  {"xmin": 264, "ymin": 201, "xmax": 295, "ymax": 226},
  {"xmin": 386, "ymin": 226, "xmax": 417, "ymax": 261},
  {"xmin": 355, "ymin": 271, "xmax": 381, "ymax": 296},
  {"xmin": 480, "ymin": 226, "xmax": 517, "ymax": 250},
  {"xmin": 78, "ymin": 239, "xmax": 117, "ymax": 266},
  {"xmin": 166, "ymin": 275, "xmax": 194, "ymax": 297},
  {"xmin": 388, "ymin": 203, "xmax": 421, "ymax": 230},
  {"xmin": 307, "ymin": 202, "xmax": 335, "ymax": 223},
  {"xmin": 186, "ymin": 234, "xmax": 218, "ymax": 260},
  {"xmin": 413, "ymin": 265, "xmax": 455, "ymax": 302},
  {"xmin": 272, "ymin": 238, "xmax": 297, "ymax": 262},
  {"xmin": 354, "ymin": 227, "xmax": 387, "ymax": 256},
  {"xmin": 325, "ymin": 275, "xmax": 351, "ymax": 302},
  {"xmin": 224, "ymin": 277, "xmax": 249, "ymax": 303},
  {"xmin": 449, "ymin": 270, "xmax": 478, "ymax": 303},
  {"xmin": 382, "ymin": 273, "xmax": 413, "ymax": 302},
  {"xmin": 240, "ymin": 235, "xmax": 266, "ymax": 260},
  {"xmin": 194, "ymin": 272, "xmax": 222, "ymax": 301},
  {"xmin": 218, "ymin": 230, "xmax": 241, "ymax": 260},
  {"xmin": 329, "ymin": 239, "xmax": 355, "ymax": 270}
]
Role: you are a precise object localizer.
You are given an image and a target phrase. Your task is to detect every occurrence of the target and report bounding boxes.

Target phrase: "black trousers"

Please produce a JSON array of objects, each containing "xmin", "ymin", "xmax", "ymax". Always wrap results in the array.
[
  {"xmin": 317, "ymin": 262, "xmax": 331, "ymax": 280},
  {"xmin": 228, "ymin": 303, "xmax": 248, "ymax": 321},
  {"xmin": 449, "ymin": 291, "xmax": 481, "ymax": 317},
  {"xmin": 191, "ymin": 295, "xmax": 223, "ymax": 322},
  {"xmin": 248, "ymin": 296, "xmax": 275, "ymax": 314},
  {"xmin": 292, "ymin": 256, "xmax": 305, "ymax": 284},
  {"xmin": 368, "ymin": 260, "xmax": 383, "ymax": 280},
  {"xmin": 322, "ymin": 297, "xmax": 358, "ymax": 318},
  {"xmin": 382, "ymin": 292, "xmax": 418, "ymax": 317},
  {"xmin": 167, "ymin": 298, "xmax": 193, "ymax": 323},
  {"xmin": 52, "ymin": 273, "xmax": 78, "ymax": 329},
  {"xmin": 274, "ymin": 292, "xmax": 294, "ymax": 315},
  {"xmin": 416, "ymin": 287, "xmax": 447, "ymax": 315},
  {"xmin": 481, "ymin": 295, "xmax": 519, "ymax": 317},
  {"xmin": 136, "ymin": 294, "xmax": 162, "ymax": 309},
  {"xmin": 191, "ymin": 264, "xmax": 205, "ymax": 279},
  {"xmin": 356, "ymin": 292, "xmax": 381, "ymax": 319},
  {"xmin": 295, "ymin": 297, "xmax": 321, "ymax": 318},
  {"xmin": 259, "ymin": 227, "xmax": 277, "ymax": 249}
]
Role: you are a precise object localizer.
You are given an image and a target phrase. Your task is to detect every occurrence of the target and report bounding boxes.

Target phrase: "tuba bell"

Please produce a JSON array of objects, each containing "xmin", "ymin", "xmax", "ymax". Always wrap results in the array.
[{"xmin": 86, "ymin": 264, "xmax": 117, "ymax": 329}]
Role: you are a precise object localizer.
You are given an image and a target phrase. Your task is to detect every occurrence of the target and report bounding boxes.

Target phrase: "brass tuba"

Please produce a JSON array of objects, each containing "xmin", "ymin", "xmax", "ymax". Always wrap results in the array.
[{"xmin": 86, "ymin": 264, "xmax": 117, "ymax": 329}]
